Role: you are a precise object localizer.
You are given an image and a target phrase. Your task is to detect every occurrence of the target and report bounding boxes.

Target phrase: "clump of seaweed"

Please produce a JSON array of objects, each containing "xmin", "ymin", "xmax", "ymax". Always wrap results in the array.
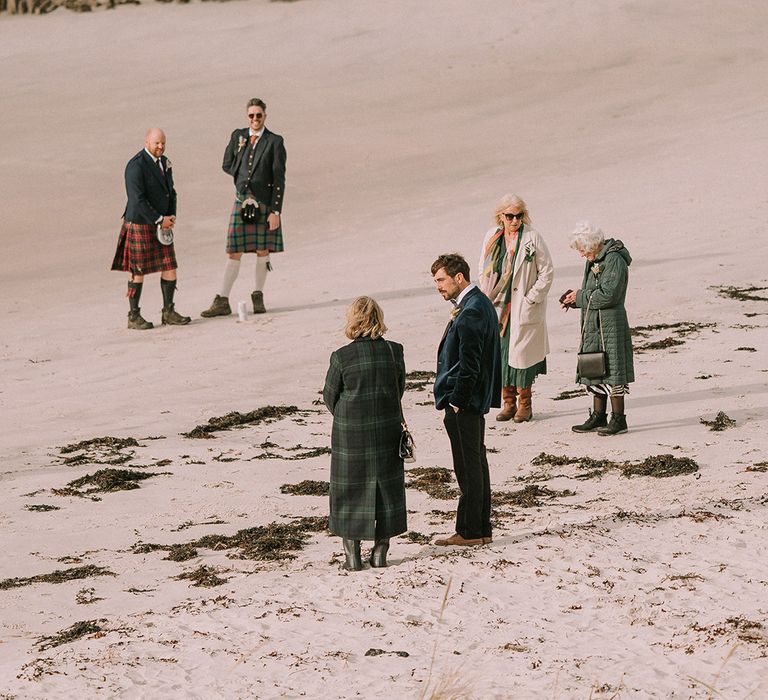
[
  {"xmin": 700, "ymin": 411, "xmax": 736, "ymax": 431},
  {"xmin": 620, "ymin": 454, "xmax": 698, "ymax": 478},
  {"xmin": 182, "ymin": 405, "xmax": 300, "ymax": 439},
  {"xmin": 280, "ymin": 480, "xmax": 330, "ymax": 496},
  {"xmin": 37, "ymin": 620, "xmax": 104, "ymax": 651},
  {"xmin": 406, "ymin": 467, "xmax": 459, "ymax": 500},
  {"xmin": 631, "ymin": 321, "xmax": 715, "ymax": 354},
  {"xmin": 25, "ymin": 504, "xmax": 60, "ymax": 512},
  {"xmin": 530, "ymin": 452, "xmax": 699, "ymax": 479},
  {"xmin": 404, "ymin": 370, "xmax": 436, "ymax": 392},
  {"xmin": 735, "ymin": 346, "xmax": 757, "ymax": 352},
  {"xmin": 164, "ymin": 544, "xmax": 199, "ymax": 562},
  {"xmin": 493, "ymin": 485, "xmax": 575, "ymax": 508},
  {"xmin": 552, "ymin": 389, "xmax": 584, "ymax": 401},
  {"xmin": 402, "ymin": 531, "xmax": 431, "ymax": 544},
  {"xmin": 52, "ymin": 468, "xmax": 167, "ymax": 498},
  {"xmin": 174, "ymin": 565, "xmax": 228, "ymax": 588},
  {"xmin": 746, "ymin": 462, "xmax": 768, "ymax": 473},
  {"xmin": 134, "ymin": 517, "xmax": 329, "ymax": 564},
  {"xmin": 75, "ymin": 587, "xmax": 103, "ymax": 605},
  {"xmin": 253, "ymin": 445, "xmax": 331, "ymax": 461},
  {"xmin": 0, "ymin": 565, "xmax": 115, "ymax": 590},
  {"xmin": 58, "ymin": 436, "xmax": 140, "ymax": 467},
  {"xmin": 715, "ymin": 285, "xmax": 768, "ymax": 302}
]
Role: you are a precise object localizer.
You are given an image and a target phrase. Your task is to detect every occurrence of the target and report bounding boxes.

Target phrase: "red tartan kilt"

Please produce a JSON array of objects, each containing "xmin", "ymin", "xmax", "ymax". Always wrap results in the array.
[{"xmin": 111, "ymin": 221, "xmax": 177, "ymax": 274}]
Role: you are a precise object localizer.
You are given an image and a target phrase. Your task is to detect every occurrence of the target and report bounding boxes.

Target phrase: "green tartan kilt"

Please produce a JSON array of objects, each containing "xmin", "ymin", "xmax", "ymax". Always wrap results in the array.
[{"xmin": 226, "ymin": 198, "xmax": 284, "ymax": 254}]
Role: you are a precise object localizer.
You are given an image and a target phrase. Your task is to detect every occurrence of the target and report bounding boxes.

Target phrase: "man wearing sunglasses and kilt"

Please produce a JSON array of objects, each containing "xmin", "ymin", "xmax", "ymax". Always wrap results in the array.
[
  {"xmin": 201, "ymin": 98, "xmax": 286, "ymax": 318},
  {"xmin": 111, "ymin": 127, "xmax": 190, "ymax": 330}
]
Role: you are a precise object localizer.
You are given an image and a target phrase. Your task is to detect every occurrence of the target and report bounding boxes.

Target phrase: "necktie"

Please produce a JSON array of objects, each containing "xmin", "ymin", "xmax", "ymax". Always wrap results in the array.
[
  {"xmin": 250, "ymin": 134, "xmax": 258, "ymax": 146},
  {"xmin": 157, "ymin": 158, "xmax": 164, "ymax": 175}
]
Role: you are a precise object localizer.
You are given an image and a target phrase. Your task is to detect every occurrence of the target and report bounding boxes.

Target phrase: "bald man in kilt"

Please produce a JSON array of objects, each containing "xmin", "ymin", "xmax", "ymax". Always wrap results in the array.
[
  {"xmin": 201, "ymin": 98, "xmax": 286, "ymax": 318},
  {"xmin": 111, "ymin": 128, "xmax": 190, "ymax": 330}
]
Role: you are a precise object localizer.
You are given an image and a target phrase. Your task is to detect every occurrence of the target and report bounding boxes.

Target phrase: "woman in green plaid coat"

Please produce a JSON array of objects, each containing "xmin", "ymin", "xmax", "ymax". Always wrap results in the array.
[{"xmin": 323, "ymin": 297, "xmax": 407, "ymax": 571}]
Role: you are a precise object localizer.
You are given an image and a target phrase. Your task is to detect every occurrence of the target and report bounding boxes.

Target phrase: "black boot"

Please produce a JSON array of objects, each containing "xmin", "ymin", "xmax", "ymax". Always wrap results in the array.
[
  {"xmin": 598, "ymin": 413, "xmax": 628, "ymax": 435},
  {"xmin": 342, "ymin": 539, "xmax": 363, "ymax": 571},
  {"xmin": 571, "ymin": 410, "xmax": 608, "ymax": 433},
  {"xmin": 127, "ymin": 282, "xmax": 153, "ymax": 329},
  {"xmin": 369, "ymin": 538, "xmax": 390, "ymax": 568}
]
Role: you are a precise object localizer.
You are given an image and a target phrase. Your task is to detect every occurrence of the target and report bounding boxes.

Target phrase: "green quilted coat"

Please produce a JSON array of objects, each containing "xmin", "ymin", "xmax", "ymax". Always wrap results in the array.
[
  {"xmin": 574, "ymin": 239, "xmax": 635, "ymax": 386},
  {"xmin": 323, "ymin": 336, "xmax": 407, "ymax": 540}
]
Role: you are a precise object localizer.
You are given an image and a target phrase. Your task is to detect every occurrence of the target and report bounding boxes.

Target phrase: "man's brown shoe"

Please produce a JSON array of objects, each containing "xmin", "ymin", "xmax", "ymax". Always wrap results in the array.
[
  {"xmin": 161, "ymin": 304, "xmax": 191, "ymax": 326},
  {"xmin": 434, "ymin": 533, "xmax": 484, "ymax": 547},
  {"xmin": 251, "ymin": 290, "xmax": 266, "ymax": 314},
  {"xmin": 201, "ymin": 295, "xmax": 231, "ymax": 318},
  {"xmin": 127, "ymin": 309, "xmax": 153, "ymax": 330}
]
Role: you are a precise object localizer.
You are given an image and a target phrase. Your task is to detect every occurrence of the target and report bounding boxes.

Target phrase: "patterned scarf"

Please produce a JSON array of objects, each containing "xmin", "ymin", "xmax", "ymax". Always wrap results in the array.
[{"xmin": 479, "ymin": 225, "xmax": 523, "ymax": 336}]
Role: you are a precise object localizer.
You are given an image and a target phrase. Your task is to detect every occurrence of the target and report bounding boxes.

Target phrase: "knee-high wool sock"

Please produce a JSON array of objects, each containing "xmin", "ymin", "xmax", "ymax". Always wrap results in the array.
[
  {"xmin": 254, "ymin": 255, "xmax": 270, "ymax": 291},
  {"xmin": 219, "ymin": 258, "xmax": 241, "ymax": 297}
]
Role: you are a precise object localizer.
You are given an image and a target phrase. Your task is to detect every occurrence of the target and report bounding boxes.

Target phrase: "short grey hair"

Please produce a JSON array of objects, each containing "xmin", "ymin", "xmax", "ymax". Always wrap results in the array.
[{"xmin": 569, "ymin": 221, "xmax": 605, "ymax": 253}]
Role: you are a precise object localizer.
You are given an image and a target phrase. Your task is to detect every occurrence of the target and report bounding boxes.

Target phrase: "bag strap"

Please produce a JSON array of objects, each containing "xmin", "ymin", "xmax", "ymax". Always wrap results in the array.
[
  {"xmin": 580, "ymin": 293, "xmax": 606, "ymax": 353},
  {"xmin": 385, "ymin": 340, "xmax": 407, "ymax": 425}
]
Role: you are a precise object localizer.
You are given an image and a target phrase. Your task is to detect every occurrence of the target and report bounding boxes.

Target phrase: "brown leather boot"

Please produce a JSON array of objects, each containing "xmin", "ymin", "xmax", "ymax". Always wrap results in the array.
[
  {"xmin": 496, "ymin": 386, "xmax": 517, "ymax": 421},
  {"xmin": 513, "ymin": 387, "xmax": 532, "ymax": 422}
]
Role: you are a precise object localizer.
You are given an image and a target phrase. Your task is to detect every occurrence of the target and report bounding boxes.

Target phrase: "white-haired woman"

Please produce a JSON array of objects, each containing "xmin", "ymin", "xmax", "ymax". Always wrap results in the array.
[
  {"xmin": 561, "ymin": 222, "xmax": 635, "ymax": 435},
  {"xmin": 323, "ymin": 296, "xmax": 407, "ymax": 570},
  {"xmin": 478, "ymin": 194, "xmax": 553, "ymax": 422}
]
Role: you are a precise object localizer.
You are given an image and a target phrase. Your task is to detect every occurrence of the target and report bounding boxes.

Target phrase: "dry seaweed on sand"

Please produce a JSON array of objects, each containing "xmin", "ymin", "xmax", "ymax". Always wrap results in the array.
[
  {"xmin": 1, "ymin": 565, "xmax": 115, "ymax": 590},
  {"xmin": 401, "ymin": 531, "xmax": 431, "ymax": 544},
  {"xmin": 700, "ymin": 411, "xmax": 736, "ymax": 431},
  {"xmin": 405, "ymin": 467, "xmax": 460, "ymax": 500},
  {"xmin": 746, "ymin": 461, "xmax": 768, "ymax": 473},
  {"xmin": 135, "ymin": 517, "xmax": 329, "ymax": 564},
  {"xmin": 631, "ymin": 321, "xmax": 715, "ymax": 353},
  {"xmin": 530, "ymin": 451, "xmax": 699, "ymax": 479},
  {"xmin": 365, "ymin": 648, "xmax": 409, "ymax": 657},
  {"xmin": 58, "ymin": 436, "xmax": 140, "ymax": 467},
  {"xmin": 253, "ymin": 444, "xmax": 331, "ymax": 461},
  {"xmin": 552, "ymin": 388, "xmax": 585, "ymax": 401},
  {"xmin": 174, "ymin": 565, "xmax": 228, "ymax": 588},
  {"xmin": 280, "ymin": 480, "xmax": 330, "ymax": 496},
  {"xmin": 404, "ymin": 370, "xmax": 436, "ymax": 392},
  {"xmin": 492, "ymin": 485, "xmax": 575, "ymax": 508},
  {"xmin": 52, "ymin": 468, "xmax": 168, "ymax": 497},
  {"xmin": 37, "ymin": 620, "xmax": 104, "ymax": 651},
  {"xmin": 735, "ymin": 346, "xmax": 757, "ymax": 352},
  {"xmin": 25, "ymin": 504, "xmax": 60, "ymax": 512},
  {"xmin": 634, "ymin": 337, "xmax": 685, "ymax": 352},
  {"xmin": 715, "ymin": 284, "xmax": 768, "ymax": 302},
  {"xmin": 620, "ymin": 454, "xmax": 699, "ymax": 478},
  {"xmin": 182, "ymin": 405, "xmax": 301, "ymax": 438},
  {"xmin": 75, "ymin": 587, "xmax": 103, "ymax": 605}
]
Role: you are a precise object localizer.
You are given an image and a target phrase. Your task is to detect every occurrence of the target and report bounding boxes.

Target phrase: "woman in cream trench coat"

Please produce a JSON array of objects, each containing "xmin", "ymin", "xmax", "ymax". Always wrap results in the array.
[{"xmin": 478, "ymin": 194, "xmax": 554, "ymax": 422}]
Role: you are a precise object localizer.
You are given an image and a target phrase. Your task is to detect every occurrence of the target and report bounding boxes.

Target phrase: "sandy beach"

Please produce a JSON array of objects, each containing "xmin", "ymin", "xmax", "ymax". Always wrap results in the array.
[{"xmin": 1, "ymin": 0, "xmax": 767, "ymax": 697}]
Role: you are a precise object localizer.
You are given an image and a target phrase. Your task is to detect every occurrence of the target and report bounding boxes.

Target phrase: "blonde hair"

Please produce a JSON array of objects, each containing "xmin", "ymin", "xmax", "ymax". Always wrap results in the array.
[
  {"xmin": 345, "ymin": 296, "xmax": 388, "ymax": 340},
  {"xmin": 494, "ymin": 193, "xmax": 532, "ymax": 229}
]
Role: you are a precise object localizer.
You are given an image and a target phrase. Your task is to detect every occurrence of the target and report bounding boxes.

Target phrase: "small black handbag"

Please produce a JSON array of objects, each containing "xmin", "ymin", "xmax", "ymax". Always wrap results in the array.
[
  {"xmin": 387, "ymin": 341, "xmax": 416, "ymax": 463},
  {"xmin": 577, "ymin": 296, "xmax": 608, "ymax": 380}
]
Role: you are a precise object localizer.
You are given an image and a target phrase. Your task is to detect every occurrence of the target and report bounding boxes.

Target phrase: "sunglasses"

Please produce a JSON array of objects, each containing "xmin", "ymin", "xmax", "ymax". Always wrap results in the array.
[
  {"xmin": 248, "ymin": 112, "xmax": 265, "ymax": 119},
  {"xmin": 503, "ymin": 212, "xmax": 524, "ymax": 221}
]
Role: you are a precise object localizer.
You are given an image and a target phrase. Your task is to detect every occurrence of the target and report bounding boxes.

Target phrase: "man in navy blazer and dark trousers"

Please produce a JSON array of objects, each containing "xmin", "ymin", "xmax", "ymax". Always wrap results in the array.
[
  {"xmin": 432, "ymin": 253, "xmax": 502, "ymax": 546},
  {"xmin": 201, "ymin": 98, "xmax": 287, "ymax": 318},
  {"xmin": 111, "ymin": 127, "xmax": 190, "ymax": 330}
]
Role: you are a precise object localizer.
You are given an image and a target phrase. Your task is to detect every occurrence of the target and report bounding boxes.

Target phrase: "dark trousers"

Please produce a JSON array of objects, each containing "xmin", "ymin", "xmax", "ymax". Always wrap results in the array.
[{"xmin": 443, "ymin": 409, "xmax": 491, "ymax": 539}]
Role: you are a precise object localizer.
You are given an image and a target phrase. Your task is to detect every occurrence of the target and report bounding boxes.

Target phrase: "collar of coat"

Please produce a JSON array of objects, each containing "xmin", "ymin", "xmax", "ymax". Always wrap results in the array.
[{"xmin": 595, "ymin": 238, "xmax": 631, "ymax": 267}]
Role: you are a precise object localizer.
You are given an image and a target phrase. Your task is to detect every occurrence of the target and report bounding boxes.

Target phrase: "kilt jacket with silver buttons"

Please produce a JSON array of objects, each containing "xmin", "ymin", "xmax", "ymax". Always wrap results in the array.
[{"xmin": 222, "ymin": 127, "xmax": 286, "ymax": 214}]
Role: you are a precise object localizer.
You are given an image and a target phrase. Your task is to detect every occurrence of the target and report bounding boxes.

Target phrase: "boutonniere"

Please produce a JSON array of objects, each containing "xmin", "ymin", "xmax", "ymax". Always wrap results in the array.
[
  {"xmin": 591, "ymin": 263, "xmax": 601, "ymax": 275},
  {"xmin": 450, "ymin": 306, "xmax": 461, "ymax": 320},
  {"xmin": 164, "ymin": 158, "xmax": 172, "ymax": 171},
  {"xmin": 524, "ymin": 242, "xmax": 536, "ymax": 262},
  {"xmin": 237, "ymin": 135, "xmax": 247, "ymax": 153}
]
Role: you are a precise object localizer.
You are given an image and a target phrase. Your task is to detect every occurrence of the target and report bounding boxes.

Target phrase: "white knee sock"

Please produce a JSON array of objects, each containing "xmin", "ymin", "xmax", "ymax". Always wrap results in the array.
[
  {"xmin": 254, "ymin": 255, "xmax": 270, "ymax": 292},
  {"xmin": 220, "ymin": 258, "xmax": 241, "ymax": 297}
]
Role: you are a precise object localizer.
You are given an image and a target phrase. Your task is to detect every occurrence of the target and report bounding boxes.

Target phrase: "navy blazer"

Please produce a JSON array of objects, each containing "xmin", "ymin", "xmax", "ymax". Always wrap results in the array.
[
  {"xmin": 122, "ymin": 150, "xmax": 176, "ymax": 225},
  {"xmin": 434, "ymin": 286, "xmax": 502, "ymax": 414},
  {"xmin": 222, "ymin": 127, "xmax": 286, "ymax": 214}
]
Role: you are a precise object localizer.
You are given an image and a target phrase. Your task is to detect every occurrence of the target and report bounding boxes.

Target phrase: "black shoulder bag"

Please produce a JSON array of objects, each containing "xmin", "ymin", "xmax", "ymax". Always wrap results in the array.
[{"xmin": 577, "ymin": 294, "xmax": 608, "ymax": 379}]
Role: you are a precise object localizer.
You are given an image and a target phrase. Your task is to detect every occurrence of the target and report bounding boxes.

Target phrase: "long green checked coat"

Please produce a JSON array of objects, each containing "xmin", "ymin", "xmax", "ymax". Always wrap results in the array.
[{"xmin": 323, "ymin": 336, "xmax": 407, "ymax": 541}]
